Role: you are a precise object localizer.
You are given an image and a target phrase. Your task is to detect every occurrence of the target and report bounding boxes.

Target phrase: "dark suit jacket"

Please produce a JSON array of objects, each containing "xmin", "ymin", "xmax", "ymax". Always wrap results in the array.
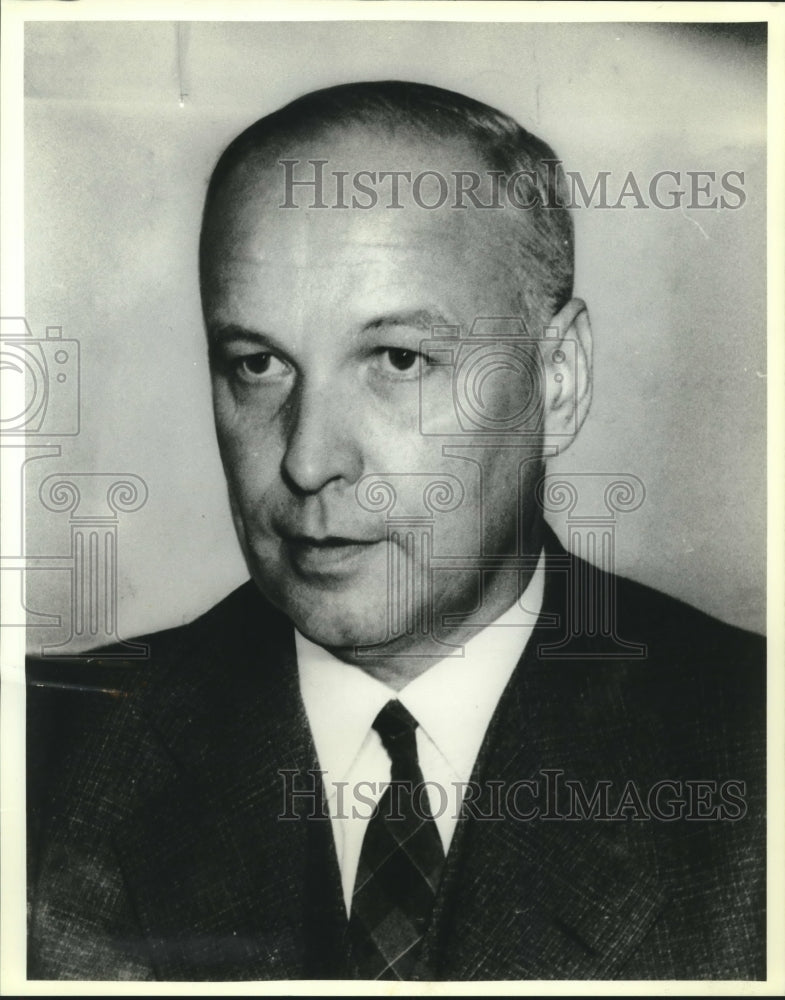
[{"xmin": 26, "ymin": 534, "xmax": 766, "ymax": 981}]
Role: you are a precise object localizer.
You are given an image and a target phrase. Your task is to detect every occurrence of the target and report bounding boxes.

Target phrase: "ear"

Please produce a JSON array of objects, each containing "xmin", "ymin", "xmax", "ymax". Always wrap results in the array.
[{"xmin": 542, "ymin": 297, "xmax": 593, "ymax": 452}]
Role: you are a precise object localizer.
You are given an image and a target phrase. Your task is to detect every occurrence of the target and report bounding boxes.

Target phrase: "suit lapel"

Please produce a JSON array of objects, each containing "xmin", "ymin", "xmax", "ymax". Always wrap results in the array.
[
  {"xmin": 112, "ymin": 536, "xmax": 668, "ymax": 981},
  {"xmin": 425, "ymin": 540, "xmax": 668, "ymax": 979},
  {"xmin": 113, "ymin": 587, "xmax": 345, "ymax": 980}
]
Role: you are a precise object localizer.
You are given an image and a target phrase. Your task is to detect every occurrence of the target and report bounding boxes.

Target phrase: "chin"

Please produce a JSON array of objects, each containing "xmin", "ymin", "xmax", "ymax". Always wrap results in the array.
[
  {"xmin": 294, "ymin": 604, "xmax": 390, "ymax": 654},
  {"xmin": 258, "ymin": 574, "xmax": 391, "ymax": 653}
]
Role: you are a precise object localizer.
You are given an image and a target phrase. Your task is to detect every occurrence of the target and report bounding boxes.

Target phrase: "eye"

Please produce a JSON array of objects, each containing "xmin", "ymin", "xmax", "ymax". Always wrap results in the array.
[
  {"xmin": 386, "ymin": 348, "xmax": 418, "ymax": 371},
  {"xmin": 234, "ymin": 352, "xmax": 289, "ymax": 383},
  {"xmin": 375, "ymin": 347, "xmax": 432, "ymax": 380}
]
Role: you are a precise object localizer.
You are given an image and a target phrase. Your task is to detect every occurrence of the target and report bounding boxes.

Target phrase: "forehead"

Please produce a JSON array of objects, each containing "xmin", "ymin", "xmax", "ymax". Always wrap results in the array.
[
  {"xmin": 205, "ymin": 124, "xmax": 523, "ymax": 253},
  {"xmin": 201, "ymin": 126, "xmax": 527, "ymax": 326}
]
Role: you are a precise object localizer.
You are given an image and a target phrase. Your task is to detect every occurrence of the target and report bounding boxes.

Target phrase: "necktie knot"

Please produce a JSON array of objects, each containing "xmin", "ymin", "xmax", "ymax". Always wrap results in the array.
[{"xmin": 372, "ymin": 701, "xmax": 419, "ymax": 779}]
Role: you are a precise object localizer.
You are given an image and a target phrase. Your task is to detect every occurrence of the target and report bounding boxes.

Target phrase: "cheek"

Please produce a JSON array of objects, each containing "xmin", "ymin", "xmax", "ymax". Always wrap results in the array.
[
  {"xmin": 213, "ymin": 382, "xmax": 280, "ymax": 467},
  {"xmin": 454, "ymin": 447, "xmax": 541, "ymax": 551},
  {"xmin": 484, "ymin": 451, "xmax": 543, "ymax": 551},
  {"xmin": 214, "ymin": 426, "xmax": 284, "ymax": 517}
]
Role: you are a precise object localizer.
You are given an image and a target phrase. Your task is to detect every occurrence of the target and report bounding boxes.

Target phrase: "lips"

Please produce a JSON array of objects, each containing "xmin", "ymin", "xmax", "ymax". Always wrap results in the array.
[{"xmin": 283, "ymin": 534, "xmax": 386, "ymax": 577}]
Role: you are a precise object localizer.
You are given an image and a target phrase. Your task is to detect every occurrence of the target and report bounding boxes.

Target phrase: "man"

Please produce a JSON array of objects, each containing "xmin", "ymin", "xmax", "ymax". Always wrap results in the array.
[{"xmin": 27, "ymin": 81, "xmax": 765, "ymax": 981}]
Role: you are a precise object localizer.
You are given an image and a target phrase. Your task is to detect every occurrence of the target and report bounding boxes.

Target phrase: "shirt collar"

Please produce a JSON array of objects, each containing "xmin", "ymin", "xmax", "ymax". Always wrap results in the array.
[
  {"xmin": 296, "ymin": 633, "xmax": 392, "ymax": 791},
  {"xmin": 297, "ymin": 550, "xmax": 545, "ymax": 789},
  {"xmin": 399, "ymin": 553, "xmax": 544, "ymax": 784}
]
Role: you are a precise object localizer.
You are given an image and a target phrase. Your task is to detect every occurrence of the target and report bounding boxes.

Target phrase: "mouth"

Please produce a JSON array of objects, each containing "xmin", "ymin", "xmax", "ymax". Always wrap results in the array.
[{"xmin": 283, "ymin": 534, "xmax": 386, "ymax": 577}]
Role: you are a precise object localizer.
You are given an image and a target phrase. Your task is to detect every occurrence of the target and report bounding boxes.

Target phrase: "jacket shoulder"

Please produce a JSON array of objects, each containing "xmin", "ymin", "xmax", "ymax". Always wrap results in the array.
[
  {"xmin": 28, "ymin": 579, "xmax": 271, "ymax": 688},
  {"xmin": 611, "ymin": 568, "xmax": 763, "ymax": 645},
  {"xmin": 26, "ymin": 581, "xmax": 278, "ymax": 863}
]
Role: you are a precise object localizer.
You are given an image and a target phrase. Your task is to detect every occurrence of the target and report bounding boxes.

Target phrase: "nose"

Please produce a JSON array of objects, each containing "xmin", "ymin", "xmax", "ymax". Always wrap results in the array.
[{"xmin": 281, "ymin": 375, "xmax": 363, "ymax": 494}]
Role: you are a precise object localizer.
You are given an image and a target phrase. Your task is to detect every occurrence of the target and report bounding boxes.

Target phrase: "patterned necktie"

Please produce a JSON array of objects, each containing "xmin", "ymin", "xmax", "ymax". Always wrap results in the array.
[{"xmin": 347, "ymin": 699, "xmax": 446, "ymax": 980}]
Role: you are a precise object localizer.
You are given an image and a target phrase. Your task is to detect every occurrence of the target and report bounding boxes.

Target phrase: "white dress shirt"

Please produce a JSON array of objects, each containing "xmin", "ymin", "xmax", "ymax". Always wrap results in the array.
[{"xmin": 296, "ymin": 552, "xmax": 544, "ymax": 914}]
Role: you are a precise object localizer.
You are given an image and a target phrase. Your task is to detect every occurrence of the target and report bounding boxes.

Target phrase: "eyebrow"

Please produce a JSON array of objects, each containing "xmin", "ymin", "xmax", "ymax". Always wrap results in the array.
[
  {"xmin": 208, "ymin": 322, "xmax": 271, "ymax": 344},
  {"xmin": 362, "ymin": 309, "xmax": 454, "ymax": 334},
  {"xmin": 209, "ymin": 310, "xmax": 456, "ymax": 345}
]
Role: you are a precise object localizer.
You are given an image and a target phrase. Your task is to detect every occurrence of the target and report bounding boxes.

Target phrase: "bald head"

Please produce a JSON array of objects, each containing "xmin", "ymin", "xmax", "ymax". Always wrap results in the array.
[{"xmin": 199, "ymin": 80, "xmax": 574, "ymax": 333}]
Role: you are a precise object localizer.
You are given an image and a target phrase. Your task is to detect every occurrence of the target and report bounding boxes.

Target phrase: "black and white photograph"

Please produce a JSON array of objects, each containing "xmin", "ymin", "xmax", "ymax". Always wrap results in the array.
[{"xmin": 1, "ymin": 0, "xmax": 782, "ymax": 991}]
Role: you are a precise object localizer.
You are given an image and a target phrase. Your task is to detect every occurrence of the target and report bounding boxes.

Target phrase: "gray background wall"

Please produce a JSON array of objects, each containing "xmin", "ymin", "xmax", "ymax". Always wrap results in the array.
[{"xmin": 22, "ymin": 20, "xmax": 766, "ymax": 648}]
